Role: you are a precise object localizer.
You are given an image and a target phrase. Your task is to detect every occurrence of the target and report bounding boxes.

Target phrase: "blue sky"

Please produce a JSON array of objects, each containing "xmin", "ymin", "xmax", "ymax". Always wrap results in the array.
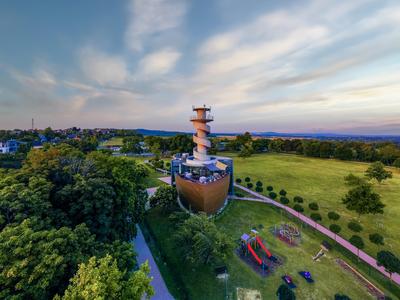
[{"xmin": 0, "ymin": 0, "xmax": 399, "ymax": 134}]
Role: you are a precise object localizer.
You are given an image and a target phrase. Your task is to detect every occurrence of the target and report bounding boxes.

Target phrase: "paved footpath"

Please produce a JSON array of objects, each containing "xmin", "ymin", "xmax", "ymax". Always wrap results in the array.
[
  {"xmin": 133, "ymin": 225, "xmax": 174, "ymax": 300},
  {"xmin": 234, "ymin": 183, "xmax": 400, "ymax": 286}
]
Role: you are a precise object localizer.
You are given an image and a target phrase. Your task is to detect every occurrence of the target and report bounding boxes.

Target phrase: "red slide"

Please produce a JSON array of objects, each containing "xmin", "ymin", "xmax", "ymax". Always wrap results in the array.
[
  {"xmin": 256, "ymin": 236, "xmax": 272, "ymax": 258},
  {"xmin": 247, "ymin": 243, "xmax": 262, "ymax": 265}
]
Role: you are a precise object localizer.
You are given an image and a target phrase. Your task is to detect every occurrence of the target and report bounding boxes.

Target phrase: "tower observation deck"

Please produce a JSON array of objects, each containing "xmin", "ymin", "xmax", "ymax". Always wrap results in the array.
[{"xmin": 190, "ymin": 105, "xmax": 213, "ymax": 161}]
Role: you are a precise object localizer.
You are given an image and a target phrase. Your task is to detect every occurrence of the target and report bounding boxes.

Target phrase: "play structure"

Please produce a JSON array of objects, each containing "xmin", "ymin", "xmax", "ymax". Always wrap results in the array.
[
  {"xmin": 299, "ymin": 271, "xmax": 314, "ymax": 283},
  {"xmin": 281, "ymin": 275, "xmax": 296, "ymax": 288},
  {"xmin": 272, "ymin": 222, "xmax": 301, "ymax": 246},
  {"xmin": 312, "ymin": 240, "xmax": 332, "ymax": 261},
  {"xmin": 238, "ymin": 229, "xmax": 280, "ymax": 275}
]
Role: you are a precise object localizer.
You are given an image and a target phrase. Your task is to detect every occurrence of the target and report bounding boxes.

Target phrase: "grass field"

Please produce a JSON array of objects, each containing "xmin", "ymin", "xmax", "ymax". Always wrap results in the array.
[
  {"xmin": 143, "ymin": 201, "xmax": 399, "ymax": 299},
  {"xmin": 101, "ymin": 137, "xmax": 124, "ymax": 146},
  {"xmin": 227, "ymin": 152, "xmax": 400, "ymax": 259}
]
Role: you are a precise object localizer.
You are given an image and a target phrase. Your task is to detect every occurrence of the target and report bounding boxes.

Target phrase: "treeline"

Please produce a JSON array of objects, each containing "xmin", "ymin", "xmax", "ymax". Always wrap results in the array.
[
  {"xmin": 0, "ymin": 144, "xmax": 153, "ymax": 299},
  {"xmin": 220, "ymin": 132, "xmax": 400, "ymax": 167}
]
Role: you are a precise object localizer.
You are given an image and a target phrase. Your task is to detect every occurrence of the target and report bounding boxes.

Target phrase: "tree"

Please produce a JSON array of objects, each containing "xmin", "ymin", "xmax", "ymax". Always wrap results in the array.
[
  {"xmin": 310, "ymin": 213, "xmax": 322, "ymax": 222},
  {"xmin": 377, "ymin": 251, "xmax": 400, "ymax": 280},
  {"xmin": 342, "ymin": 183, "xmax": 384, "ymax": 220},
  {"xmin": 245, "ymin": 177, "xmax": 251, "ymax": 182},
  {"xmin": 149, "ymin": 185, "xmax": 178, "ymax": 212},
  {"xmin": 280, "ymin": 197, "xmax": 289, "ymax": 205},
  {"xmin": 293, "ymin": 204, "xmax": 304, "ymax": 213},
  {"xmin": 0, "ymin": 219, "xmax": 97, "ymax": 299},
  {"xmin": 308, "ymin": 202, "xmax": 319, "ymax": 211},
  {"xmin": 328, "ymin": 211, "xmax": 340, "ymax": 222},
  {"xmin": 269, "ymin": 192, "xmax": 277, "ymax": 199},
  {"xmin": 348, "ymin": 221, "xmax": 363, "ymax": 233},
  {"xmin": 174, "ymin": 213, "xmax": 233, "ymax": 265},
  {"xmin": 329, "ymin": 224, "xmax": 341, "ymax": 234},
  {"xmin": 247, "ymin": 182, "xmax": 254, "ymax": 189},
  {"xmin": 344, "ymin": 173, "xmax": 367, "ymax": 186},
  {"xmin": 334, "ymin": 294, "xmax": 351, "ymax": 300},
  {"xmin": 293, "ymin": 196, "xmax": 303, "ymax": 203},
  {"xmin": 255, "ymin": 186, "xmax": 263, "ymax": 193},
  {"xmin": 267, "ymin": 186, "xmax": 273, "ymax": 191},
  {"xmin": 60, "ymin": 255, "xmax": 153, "ymax": 300},
  {"xmin": 256, "ymin": 181, "xmax": 263, "ymax": 187},
  {"xmin": 393, "ymin": 158, "xmax": 400, "ymax": 168},
  {"xmin": 235, "ymin": 178, "xmax": 242, "ymax": 184},
  {"xmin": 279, "ymin": 189, "xmax": 287, "ymax": 196},
  {"xmin": 369, "ymin": 233, "xmax": 384, "ymax": 245},
  {"xmin": 238, "ymin": 144, "xmax": 253, "ymax": 158},
  {"xmin": 349, "ymin": 235, "xmax": 364, "ymax": 258},
  {"xmin": 365, "ymin": 162, "xmax": 392, "ymax": 184},
  {"xmin": 276, "ymin": 284, "xmax": 296, "ymax": 300}
]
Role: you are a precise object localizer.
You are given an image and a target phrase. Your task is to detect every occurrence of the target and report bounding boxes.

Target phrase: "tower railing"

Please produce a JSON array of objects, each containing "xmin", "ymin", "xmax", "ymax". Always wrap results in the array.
[{"xmin": 190, "ymin": 115, "xmax": 214, "ymax": 121}]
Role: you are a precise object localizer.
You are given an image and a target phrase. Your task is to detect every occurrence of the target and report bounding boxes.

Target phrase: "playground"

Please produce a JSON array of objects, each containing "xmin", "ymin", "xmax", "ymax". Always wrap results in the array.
[{"xmin": 143, "ymin": 200, "xmax": 399, "ymax": 299}]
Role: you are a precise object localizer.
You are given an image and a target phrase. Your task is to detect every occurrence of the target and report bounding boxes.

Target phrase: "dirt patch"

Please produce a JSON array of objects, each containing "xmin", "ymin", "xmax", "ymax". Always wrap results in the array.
[{"xmin": 237, "ymin": 288, "xmax": 262, "ymax": 300}]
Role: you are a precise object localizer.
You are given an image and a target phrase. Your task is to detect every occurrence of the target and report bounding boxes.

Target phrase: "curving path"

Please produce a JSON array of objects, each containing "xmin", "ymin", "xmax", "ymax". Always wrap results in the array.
[
  {"xmin": 233, "ymin": 183, "xmax": 400, "ymax": 286},
  {"xmin": 133, "ymin": 226, "xmax": 174, "ymax": 300}
]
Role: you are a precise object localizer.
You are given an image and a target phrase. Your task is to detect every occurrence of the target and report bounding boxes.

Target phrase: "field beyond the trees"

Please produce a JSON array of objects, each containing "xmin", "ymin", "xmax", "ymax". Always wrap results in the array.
[{"xmin": 227, "ymin": 152, "xmax": 400, "ymax": 258}]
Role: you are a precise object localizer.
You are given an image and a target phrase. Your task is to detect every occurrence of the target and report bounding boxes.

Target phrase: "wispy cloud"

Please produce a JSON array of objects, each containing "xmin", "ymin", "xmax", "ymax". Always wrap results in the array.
[
  {"xmin": 125, "ymin": 0, "xmax": 187, "ymax": 52},
  {"xmin": 138, "ymin": 48, "xmax": 181, "ymax": 76}
]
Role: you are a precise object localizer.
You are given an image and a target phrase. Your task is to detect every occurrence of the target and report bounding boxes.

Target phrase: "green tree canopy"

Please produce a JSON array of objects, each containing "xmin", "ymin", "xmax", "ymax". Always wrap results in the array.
[
  {"xmin": 149, "ymin": 185, "xmax": 178, "ymax": 212},
  {"xmin": 61, "ymin": 255, "xmax": 153, "ymax": 300},
  {"xmin": 276, "ymin": 284, "xmax": 296, "ymax": 300},
  {"xmin": 342, "ymin": 183, "xmax": 384, "ymax": 220},
  {"xmin": 377, "ymin": 251, "xmax": 400, "ymax": 279},
  {"xmin": 365, "ymin": 162, "xmax": 393, "ymax": 184},
  {"xmin": 174, "ymin": 213, "xmax": 233, "ymax": 265}
]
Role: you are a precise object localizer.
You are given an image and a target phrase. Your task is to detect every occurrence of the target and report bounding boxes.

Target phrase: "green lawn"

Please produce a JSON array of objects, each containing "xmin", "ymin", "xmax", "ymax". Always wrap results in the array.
[
  {"xmin": 143, "ymin": 201, "xmax": 399, "ymax": 299},
  {"xmin": 227, "ymin": 152, "xmax": 400, "ymax": 258},
  {"xmin": 101, "ymin": 137, "xmax": 124, "ymax": 146}
]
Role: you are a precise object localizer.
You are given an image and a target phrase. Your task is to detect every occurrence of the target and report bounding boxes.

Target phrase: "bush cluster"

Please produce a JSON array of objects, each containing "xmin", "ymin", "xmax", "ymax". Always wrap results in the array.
[
  {"xmin": 348, "ymin": 221, "xmax": 363, "ymax": 233},
  {"xmin": 269, "ymin": 192, "xmax": 277, "ymax": 199},
  {"xmin": 328, "ymin": 211, "xmax": 340, "ymax": 221},
  {"xmin": 293, "ymin": 204, "xmax": 304, "ymax": 213},
  {"xmin": 293, "ymin": 196, "xmax": 304, "ymax": 203},
  {"xmin": 308, "ymin": 202, "xmax": 319, "ymax": 211},
  {"xmin": 369, "ymin": 233, "xmax": 384, "ymax": 245},
  {"xmin": 280, "ymin": 197, "xmax": 289, "ymax": 205},
  {"xmin": 310, "ymin": 213, "xmax": 322, "ymax": 222}
]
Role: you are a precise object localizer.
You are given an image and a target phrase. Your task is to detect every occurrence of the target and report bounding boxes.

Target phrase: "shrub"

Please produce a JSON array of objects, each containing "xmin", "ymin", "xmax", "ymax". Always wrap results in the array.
[
  {"xmin": 165, "ymin": 162, "xmax": 171, "ymax": 168},
  {"xmin": 235, "ymin": 178, "xmax": 242, "ymax": 184},
  {"xmin": 349, "ymin": 235, "xmax": 364, "ymax": 249},
  {"xmin": 293, "ymin": 196, "xmax": 303, "ymax": 203},
  {"xmin": 269, "ymin": 192, "xmax": 277, "ymax": 199},
  {"xmin": 280, "ymin": 197, "xmax": 289, "ymax": 205},
  {"xmin": 293, "ymin": 204, "xmax": 304, "ymax": 213},
  {"xmin": 310, "ymin": 213, "xmax": 322, "ymax": 222},
  {"xmin": 308, "ymin": 202, "xmax": 319, "ymax": 211},
  {"xmin": 245, "ymin": 177, "xmax": 251, "ymax": 182},
  {"xmin": 335, "ymin": 294, "xmax": 351, "ymax": 300},
  {"xmin": 247, "ymin": 182, "xmax": 253, "ymax": 189},
  {"xmin": 235, "ymin": 192, "xmax": 244, "ymax": 198},
  {"xmin": 267, "ymin": 186, "xmax": 273, "ymax": 191},
  {"xmin": 255, "ymin": 186, "xmax": 263, "ymax": 193},
  {"xmin": 279, "ymin": 189, "xmax": 287, "ymax": 196},
  {"xmin": 348, "ymin": 221, "xmax": 363, "ymax": 233},
  {"xmin": 328, "ymin": 211, "xmax": 340, "ymax": 221},
  {"xmin": 369, "ymin": 233, "xmax": 384, "ymax": 245},
  {"xmin": 329, "ymin": 224, "xmax": 341, "ymax": 234},
  {"xmin": 256, "ymin": 181, "xmax": 263, "ymax": 187}
]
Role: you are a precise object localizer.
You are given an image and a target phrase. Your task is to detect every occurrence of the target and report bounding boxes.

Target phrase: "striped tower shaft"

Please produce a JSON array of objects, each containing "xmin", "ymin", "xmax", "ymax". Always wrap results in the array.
[{"xmin": 191, "ymin": 106, "xmax": 212, "ymax": 161}]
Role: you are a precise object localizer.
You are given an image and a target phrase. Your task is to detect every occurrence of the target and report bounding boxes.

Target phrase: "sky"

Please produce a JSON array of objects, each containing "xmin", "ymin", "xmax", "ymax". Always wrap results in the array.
[{"xmin": 0, "ymin": 0, "xmax": 399, "ymax": 134}]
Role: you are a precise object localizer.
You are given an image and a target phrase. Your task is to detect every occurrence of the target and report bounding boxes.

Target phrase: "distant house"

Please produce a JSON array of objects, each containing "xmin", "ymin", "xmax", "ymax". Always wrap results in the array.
[{"xmin": 0, "ymin": 139, "xmax": 21, "ymax": 154}]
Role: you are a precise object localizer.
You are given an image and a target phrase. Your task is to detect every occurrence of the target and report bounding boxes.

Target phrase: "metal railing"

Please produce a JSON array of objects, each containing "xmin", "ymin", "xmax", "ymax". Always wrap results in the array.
[{"xmin": 190, "ymin": 114, "xmax": 214, "ymax": 121}]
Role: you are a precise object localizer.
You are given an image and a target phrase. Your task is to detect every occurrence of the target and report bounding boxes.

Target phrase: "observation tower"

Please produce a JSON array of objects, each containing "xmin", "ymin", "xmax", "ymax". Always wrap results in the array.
[{"xmin": 171, "ymin": 105, "xmax": 234, "ymax": 214}]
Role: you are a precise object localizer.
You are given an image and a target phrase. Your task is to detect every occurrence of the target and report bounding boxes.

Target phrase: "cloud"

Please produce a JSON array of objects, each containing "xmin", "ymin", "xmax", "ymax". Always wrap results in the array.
[
  {"xmin": 138, "ymin": 48, "xmax": 181, "ymax": 76},
  {"xmin": 125, "ymin": 0, "xmax": 187, "ymax": 52},
  {"xmin": 79, "ymin": 47, "xmax": 128, "ymax": 85}
]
